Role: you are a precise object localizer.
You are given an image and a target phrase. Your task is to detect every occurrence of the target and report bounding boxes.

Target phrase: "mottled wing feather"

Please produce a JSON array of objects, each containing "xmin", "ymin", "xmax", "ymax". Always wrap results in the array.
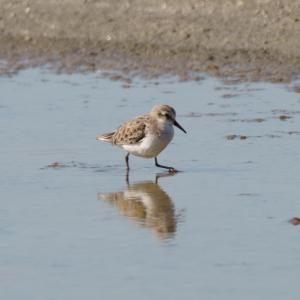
[
  {"xmin": 111, "ymin": 115, "xmax": 149, "ymax": 145},
  {"xmin": 96, "ymin": 132, "xmax": 115, "ymax": 142}
]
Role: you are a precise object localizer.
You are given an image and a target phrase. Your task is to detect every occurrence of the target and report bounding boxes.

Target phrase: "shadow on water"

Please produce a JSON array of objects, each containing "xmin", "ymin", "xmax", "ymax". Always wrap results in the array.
[{"xmin": 97, "ymin": 172, "xmax": 180, "ymax": 240}]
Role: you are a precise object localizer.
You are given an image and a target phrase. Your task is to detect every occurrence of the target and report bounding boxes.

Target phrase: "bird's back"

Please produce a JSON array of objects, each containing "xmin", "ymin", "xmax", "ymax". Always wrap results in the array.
[{"xmin": 96, "ymin": 115, "xmax": 150, "ymax": 145}]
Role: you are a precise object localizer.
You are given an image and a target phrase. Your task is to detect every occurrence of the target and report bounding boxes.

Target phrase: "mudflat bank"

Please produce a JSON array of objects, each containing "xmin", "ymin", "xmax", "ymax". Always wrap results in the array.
[{"xmin": 1, "ymin": 0, "xmax": 300, "ymax": 82}]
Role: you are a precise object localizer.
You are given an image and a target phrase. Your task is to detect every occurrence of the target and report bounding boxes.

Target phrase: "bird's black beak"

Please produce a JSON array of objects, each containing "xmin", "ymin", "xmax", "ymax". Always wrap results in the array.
[{"xmin": 173, "ymin": 119, "xmax": 187, "ymax": 133}]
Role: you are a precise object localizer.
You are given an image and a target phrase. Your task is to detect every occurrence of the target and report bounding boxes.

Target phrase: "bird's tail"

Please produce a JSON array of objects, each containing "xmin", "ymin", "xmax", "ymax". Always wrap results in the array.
[{"xmin": 96, "ymin": 132, "xmax": 115, "ymax": 142}]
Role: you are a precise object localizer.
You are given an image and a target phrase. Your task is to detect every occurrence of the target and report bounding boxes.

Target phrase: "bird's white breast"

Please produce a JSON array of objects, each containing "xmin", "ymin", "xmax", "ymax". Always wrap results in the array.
[{"xmin": 122, "ymin": 123, "xmax": 174, "ymax": 158}]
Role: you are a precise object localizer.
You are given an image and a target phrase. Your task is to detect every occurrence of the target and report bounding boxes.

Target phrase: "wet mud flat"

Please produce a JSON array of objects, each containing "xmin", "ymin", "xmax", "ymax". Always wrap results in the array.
[{"xmin": 2, "ymin": 0, "xmax": 300, "ymax": 82}]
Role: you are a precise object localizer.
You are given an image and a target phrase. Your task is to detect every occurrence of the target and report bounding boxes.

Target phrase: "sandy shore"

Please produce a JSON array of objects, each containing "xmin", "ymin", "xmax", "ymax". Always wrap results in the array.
[{"xmin": 1, "ymin": 0, "xmax": 300, "ymax": 82}]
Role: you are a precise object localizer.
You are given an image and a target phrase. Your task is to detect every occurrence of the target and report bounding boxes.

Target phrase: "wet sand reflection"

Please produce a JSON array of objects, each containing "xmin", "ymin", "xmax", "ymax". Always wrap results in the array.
[{"xmin": 97, "ymin": 173, "xmax": 178, "ymax": 240}]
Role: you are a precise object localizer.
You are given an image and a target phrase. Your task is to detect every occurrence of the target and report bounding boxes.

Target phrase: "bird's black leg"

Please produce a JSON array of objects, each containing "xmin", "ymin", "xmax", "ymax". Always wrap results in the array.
[
  {"xmin": 154, "ymin": 157, "xmax": 177, "ymax": 173},
  {"xmin": 125, "ymin": 170, "xmax": 130, "ymax": 186},
  {"xmin": 125, "ymin": 153, "xmax": 130, "ymax": 170}
]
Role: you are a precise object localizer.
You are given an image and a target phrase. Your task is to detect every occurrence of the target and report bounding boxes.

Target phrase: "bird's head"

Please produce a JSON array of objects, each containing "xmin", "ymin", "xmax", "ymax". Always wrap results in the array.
[{"xmin": 150, "ymin": 105, "xmax": 186, "ymax": 133}]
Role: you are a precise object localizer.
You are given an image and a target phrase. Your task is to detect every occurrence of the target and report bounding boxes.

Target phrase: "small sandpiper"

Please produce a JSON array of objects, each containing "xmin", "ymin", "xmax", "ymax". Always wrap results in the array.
[{"xmin": 96, "ymin": 104, "xmax": 186, "ymax": 172}]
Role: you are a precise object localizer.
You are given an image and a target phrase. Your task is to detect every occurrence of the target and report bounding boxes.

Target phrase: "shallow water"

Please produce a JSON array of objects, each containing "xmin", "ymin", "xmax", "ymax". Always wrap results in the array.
[{"xmin": 1, "ymin": 69, "xmax": 300, "ymax": 299}]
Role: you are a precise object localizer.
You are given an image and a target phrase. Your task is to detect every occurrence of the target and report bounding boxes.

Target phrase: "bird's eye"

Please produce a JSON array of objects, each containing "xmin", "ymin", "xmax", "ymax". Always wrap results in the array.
[{"xmin": 165, "ymin": 114, "xmax": 171, "ymax": 119}]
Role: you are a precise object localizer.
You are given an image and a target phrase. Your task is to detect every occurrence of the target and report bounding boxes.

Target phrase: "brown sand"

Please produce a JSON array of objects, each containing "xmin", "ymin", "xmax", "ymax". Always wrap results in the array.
[{"xmin": 1, "ymin": 0, "xmax": 300, "ymax": 82}]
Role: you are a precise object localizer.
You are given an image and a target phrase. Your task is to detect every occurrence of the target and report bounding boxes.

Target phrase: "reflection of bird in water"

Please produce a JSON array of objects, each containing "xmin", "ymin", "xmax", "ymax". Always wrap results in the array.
[{"xmin": 98, "ymin": 177, "xmax": 178, "ymax": 240}]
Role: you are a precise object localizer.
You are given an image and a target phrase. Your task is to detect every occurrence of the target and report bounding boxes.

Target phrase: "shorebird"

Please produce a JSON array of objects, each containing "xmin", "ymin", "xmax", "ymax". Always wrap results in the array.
[{"xmin": 96, "ymin": 104, "xmax": 186, "ymax": 172}]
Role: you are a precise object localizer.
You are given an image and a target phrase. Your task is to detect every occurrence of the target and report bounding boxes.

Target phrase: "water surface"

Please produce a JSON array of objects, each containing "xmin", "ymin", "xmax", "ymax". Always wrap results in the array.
[{"xmin": 1, "ymin": 69, "xmax": 300, "ymax": 299}]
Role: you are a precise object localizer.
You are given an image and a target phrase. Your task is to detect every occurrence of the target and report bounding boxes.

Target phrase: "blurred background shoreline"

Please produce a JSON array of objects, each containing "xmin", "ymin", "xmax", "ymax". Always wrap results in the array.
[{"xmin": 1, "ymin": 0, "xmax": 300, "ymax": 82}]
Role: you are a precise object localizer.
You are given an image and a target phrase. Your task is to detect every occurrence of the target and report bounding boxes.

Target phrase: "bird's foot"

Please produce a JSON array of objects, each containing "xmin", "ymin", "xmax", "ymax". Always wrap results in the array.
[{"xmin": 168, "ymin": 167, "xmax": 179, "ymax": 173}]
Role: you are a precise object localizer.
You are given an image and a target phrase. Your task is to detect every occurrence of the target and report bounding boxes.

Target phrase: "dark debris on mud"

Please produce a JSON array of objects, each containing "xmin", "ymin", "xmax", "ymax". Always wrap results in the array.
[
  {"xmin": 289, "ymin": 217, "xmax": 300, "ymax": 226},
  {"xmin": 225, "ymin": 134, "xmax": 247, "ymax": 141},
  {"xmin": 41, "ymin": 161, "xmax": 106, "ymax": 172}
]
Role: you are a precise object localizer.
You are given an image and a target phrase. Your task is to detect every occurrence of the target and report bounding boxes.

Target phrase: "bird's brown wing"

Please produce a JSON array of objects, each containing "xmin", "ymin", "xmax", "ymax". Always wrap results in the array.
[{"xmin": 111, "ymin": 115, "xmax": 149, "ymax": 145}]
